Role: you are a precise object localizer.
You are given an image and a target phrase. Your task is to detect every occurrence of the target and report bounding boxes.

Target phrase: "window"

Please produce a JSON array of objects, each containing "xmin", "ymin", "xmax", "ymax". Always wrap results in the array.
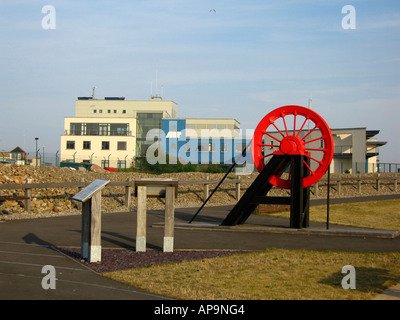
[
  {"xmin": 107, "ymin": 110, "xmax": 111, "ymax": 113},
  {"xmin": 102, "ymin": 141, "xmax": 110, "ymax": 150},
  {"xmin": 114, "ymin": 110, "xmax": 117, "ymax": 113},
  {"xmin": 83, "ymin": 141, "xmax": 91, "ymax": 150},
  {"xmin": 136, "ymin": 113, "xmax": 163, "ymax": 157},
  {"xmin": 117, "ymin": 141, "xmax": 127, "ymax": 150},
  {"xmin": 110, "ymin": 123, "xmax": 129, "ymax": 136},
  {"xmin": 99, "ymin": 123, "xmax": 109, "ymax": 135},
  {"xmin": 99, "ymin": 109, "xmax": 102, "ymax": 113},
  {"xmin": 66, "ymin": 141, "xmax": 75, "ymax": 149},
  {"xmin": 70, "ymin": 123, "xmax": 82, "ymax": 135},
  {"xmin": 117, "ymin": 160, "xmax": 126, "ymax": 169},
  {"xmin": 101, "ymin": 160, "xmax": 109, "ymax": 168},
  {"xmin": 122, "ymin": 110, "xmax": 126, "ymax": 114},
  {"xmin": 93, "ymin": 110, "xmax": 97, "ymax": 113},
  {"xmin": 198, "ymin": 143, "xmax": 214, "ymax": 152}
]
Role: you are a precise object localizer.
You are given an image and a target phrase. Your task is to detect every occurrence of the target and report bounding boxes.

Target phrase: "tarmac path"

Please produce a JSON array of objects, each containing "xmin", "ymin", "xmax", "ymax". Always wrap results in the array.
[{"xmin": 0, "ymin": 205, "xmax": 399, "ymax": 300}]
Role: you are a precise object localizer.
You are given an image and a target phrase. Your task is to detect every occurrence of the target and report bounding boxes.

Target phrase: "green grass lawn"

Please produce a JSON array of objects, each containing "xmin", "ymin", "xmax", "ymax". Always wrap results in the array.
[
  {"xmin": 103, "ymin": 249, "xmax": 400, "ymax": 300},
  {"xmin": 259, "ymin": 199, "xmax": 400, "ymax": 230}
]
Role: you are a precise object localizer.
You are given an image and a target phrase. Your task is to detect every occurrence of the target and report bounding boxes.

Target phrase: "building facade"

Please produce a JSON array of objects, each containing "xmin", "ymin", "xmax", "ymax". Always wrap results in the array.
[
  {"xmin": 159, "ymin": 118, "xmax": 250, "ymax": 171},
  {"xmin": 60, "ymin": 96, "xmax": 245, "ymax": 169},
  {"xmin": 331, "ymin": 128, "xmax": 386, "ymax": 173},
  {"xmin": 60, "ymin": 96, "xmax": 178, "ymax": 168}
]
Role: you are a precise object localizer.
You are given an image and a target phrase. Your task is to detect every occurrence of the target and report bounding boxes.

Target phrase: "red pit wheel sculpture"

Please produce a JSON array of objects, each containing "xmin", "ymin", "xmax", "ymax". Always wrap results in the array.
[{"xmin": 252, "ymin": 105, "xmax": 334, "ymax": 189}]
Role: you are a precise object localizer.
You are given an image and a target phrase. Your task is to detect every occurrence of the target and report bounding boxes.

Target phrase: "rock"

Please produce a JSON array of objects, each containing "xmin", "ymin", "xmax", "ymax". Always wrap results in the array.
[{"xmin": 90, "ymin": 164, "xmax": 107, "ymax": 173}]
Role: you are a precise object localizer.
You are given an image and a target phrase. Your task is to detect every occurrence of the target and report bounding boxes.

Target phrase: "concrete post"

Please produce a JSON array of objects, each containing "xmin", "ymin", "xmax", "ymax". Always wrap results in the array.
[
  {"xmin": 235, "ymin": 176, "xmax": 241, "ymax": 201},
  {"xmin": 136, "ymin": 186, "xmax": 147, "ymax": 252},
  {"xmin": 24, "ymin": 188, "xmax": 31, "ymax": 213},
  {"xmin": 125, "ymin": 177, "xmax": 132, "ymax": 208},
  {"xmin": 81, "ymin": 191, "xmax": 102, "ymax": 263},
  {"xmin": 204, "ymin": 175, "xmax": 209, "ymax": 201},
  {"xmin": 163, "ymin": 186, "xmax": 175, "ymax": 252}
]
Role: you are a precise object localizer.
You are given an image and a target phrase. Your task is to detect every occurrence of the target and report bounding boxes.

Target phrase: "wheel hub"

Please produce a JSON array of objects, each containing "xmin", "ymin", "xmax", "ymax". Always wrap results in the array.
[{"xmin": 278, "ymin": 136, "xmax": 305, "ymax": 155}]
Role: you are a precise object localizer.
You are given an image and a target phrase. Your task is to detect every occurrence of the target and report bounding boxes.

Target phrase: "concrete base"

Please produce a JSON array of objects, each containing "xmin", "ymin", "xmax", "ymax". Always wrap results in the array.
[
  {"xmin": 136, "ymin": 236, "xmax": 146, "ymax": 252},
  {"xmin": 81, "ymin": 243, "xmax": 101, "ymax": 262},
  {"xmin": 163, "ymin": 236, "xmax": 174, "ymax": 252},
  {"xmin": 89, "ymin": 245, "xmax": 101, "ymax": 263}
]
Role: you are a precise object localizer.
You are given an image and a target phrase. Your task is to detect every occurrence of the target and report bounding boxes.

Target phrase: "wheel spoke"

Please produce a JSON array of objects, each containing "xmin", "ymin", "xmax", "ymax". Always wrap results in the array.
[
  {"xmin": 282, "ymin": 113, "xmax": 289, "ymax": 136},
  {"xmin": 296, "ymin": 117, "xmax": 309, "ymax": 137},
  {"xmin": 302, "ymin": 124, "xmax": 318, "ymax": 141},
  {"xmin": 304, "ymin": 153, "xmax": 323, "ymax": 165},
  {"xmin": 262, "ymin": 131, "xmax": 282, "ymax": 143},
  {"xmin": 304, "ymin": 136, "xmax": 324, "ymax": 145},
  {"xmin": 271, "ymin": 122, "xmax": 286, "ymax": 138},
  {"xmin": 260, "ymin": 144, "xmax": 279, "ymax": 148},
  {"xmin": 305, "ymin": 148, "xmax": 326, "ymax": 152},
  {"xmin": 262, "ymin": 153, "xmax": 274, "ymax": 158},
  {"xmin": 303, "ymin": 160, "xmax": 315, "ymax": 176},
  {"xmin": 293, "ymin": 114, "xmax": 297, "ymax": 135}
]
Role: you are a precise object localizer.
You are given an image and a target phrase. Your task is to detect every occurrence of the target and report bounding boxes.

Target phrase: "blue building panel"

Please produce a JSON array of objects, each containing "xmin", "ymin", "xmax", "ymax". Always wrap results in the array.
[{"xmin": 161, "ymin": 119, "xmax": 251, "ymax": 166}]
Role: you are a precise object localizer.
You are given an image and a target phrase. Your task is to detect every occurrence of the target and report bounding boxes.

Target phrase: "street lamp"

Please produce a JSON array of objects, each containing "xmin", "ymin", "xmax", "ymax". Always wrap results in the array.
[{"xmin": 35, "ymin": 138, "xmax": 39, "ymax": 167}]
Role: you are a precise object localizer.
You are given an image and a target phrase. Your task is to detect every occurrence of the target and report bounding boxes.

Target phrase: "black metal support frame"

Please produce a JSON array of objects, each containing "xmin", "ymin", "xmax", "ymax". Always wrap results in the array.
[{"xmin": 221, "ymin": 154, "xmax": 310, "ymax": 229}]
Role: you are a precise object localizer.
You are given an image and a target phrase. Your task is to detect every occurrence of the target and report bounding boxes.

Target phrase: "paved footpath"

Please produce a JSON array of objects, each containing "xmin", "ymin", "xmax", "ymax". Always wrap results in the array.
[{"xmin": 0, "ymin": 205, "xmax": 399, "ymax": 300}]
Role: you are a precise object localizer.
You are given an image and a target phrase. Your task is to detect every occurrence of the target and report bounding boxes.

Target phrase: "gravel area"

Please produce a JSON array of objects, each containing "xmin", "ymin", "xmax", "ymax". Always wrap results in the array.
[{"xmin": 58, "ymin": 247, "xmax": 251, "ymax": 273}]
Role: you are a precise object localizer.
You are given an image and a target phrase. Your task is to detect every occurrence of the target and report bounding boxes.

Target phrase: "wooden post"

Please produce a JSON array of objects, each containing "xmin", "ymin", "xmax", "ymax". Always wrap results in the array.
[
  {"xmin": 136, "ymin": 186, "xmax": 147, "ymax": 252},
  {"xmin": 204, "ymin": 176, "xmax": 209, "ymax": 201},
  {"xmin": 235, "ymin": 176, "xmax": 241, "ymax": 201},
  {"xmin": 314, "ymin": 182, "xmax": 319, "ymax": 198},
  {"xmin": 81, "ymin": 191, "xmax": 102, "ymax": 263},
  {"xmin": 163, "ymin": 186, "xmax": 175, "ymax": 252},
  {"xmin": 376, "ymin": 178, "xmax": 380, "ymax": 192},
  {"xmin": 24, "ymin": 188, "xmax": 31, "ymax": 213},
  {"xmin": 394, "ymin": 178, "xmax": 398, "ymax": 192},
  {"xmin": 125, "ymin": 177, "xmax": 132, "ymax": 208},
  {"xmin": 90, "ymin": 191, "xmax": 102, "ymax": 262},
  {"xmin": 357, "ymin": 179, "xmax": 362, "ymax": 193},
  {"xmin": 337, "ymin": 178, "xmax": 341, "ymax": 196}
]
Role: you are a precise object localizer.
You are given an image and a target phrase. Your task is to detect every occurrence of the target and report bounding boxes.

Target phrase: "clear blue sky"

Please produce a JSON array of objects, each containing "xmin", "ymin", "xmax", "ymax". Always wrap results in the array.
[{"xmin": 0, "ymin": 0, "xmax": 399, "ymax": 162}]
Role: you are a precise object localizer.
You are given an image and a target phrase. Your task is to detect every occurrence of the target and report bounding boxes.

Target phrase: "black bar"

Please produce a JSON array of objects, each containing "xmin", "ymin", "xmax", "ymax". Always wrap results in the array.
[
  {"xmin": 221, "ymin": 155, "xmax": 290, "ymax": 226},
  {"xmin": 290, "ymin": 155, "xmax": 304, "ymax": 228},
  {"xmin": 188, "ymin": 141, "xmax": 251, "ymax": 224},
  {"xmin": 327, "ymin": 164, "xmax": 330, "ymax": 230},
  {"xmin": 302, "ymin": 156, "xmax": 310, "ymax": 228}
]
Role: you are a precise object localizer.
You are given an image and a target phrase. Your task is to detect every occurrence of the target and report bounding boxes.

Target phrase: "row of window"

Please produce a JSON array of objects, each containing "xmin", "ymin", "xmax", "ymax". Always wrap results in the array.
[
  {"xmin": 169, "ymin": 142, "xmax": 246, "ymax": 153},
  {"xmin": 93, "ymin": 109, "xmax": 127, "ymax": 114},
  {"xmin": 69, "ymin": 123, "xmax": 130, "ymax": 136},
  {"xmin": 66, "ymin": 141, "xmax": 127, "ymax": 151}
]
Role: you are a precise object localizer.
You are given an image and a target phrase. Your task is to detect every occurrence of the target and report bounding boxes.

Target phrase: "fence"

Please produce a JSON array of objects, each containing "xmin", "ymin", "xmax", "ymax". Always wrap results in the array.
[{"xmin": 0, "ymin": 174, "xmax": 399, "ymax": 213}]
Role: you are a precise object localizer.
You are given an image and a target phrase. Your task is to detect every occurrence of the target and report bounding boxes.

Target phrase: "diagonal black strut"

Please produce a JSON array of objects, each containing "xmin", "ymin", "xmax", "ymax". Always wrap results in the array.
[
  {"xmin": 221, "ymin": 154, "xmax": 291, "ymax": 226},
  {"xmin": 188, "ymin": 141, "xmax": 251, "ymax": 224}
]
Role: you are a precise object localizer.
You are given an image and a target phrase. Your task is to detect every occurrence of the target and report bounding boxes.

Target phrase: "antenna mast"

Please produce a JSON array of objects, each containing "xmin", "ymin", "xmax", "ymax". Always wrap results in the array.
[{"xmin": 92, "ymin": 86, "xmax": 97, "ymax": 99}]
